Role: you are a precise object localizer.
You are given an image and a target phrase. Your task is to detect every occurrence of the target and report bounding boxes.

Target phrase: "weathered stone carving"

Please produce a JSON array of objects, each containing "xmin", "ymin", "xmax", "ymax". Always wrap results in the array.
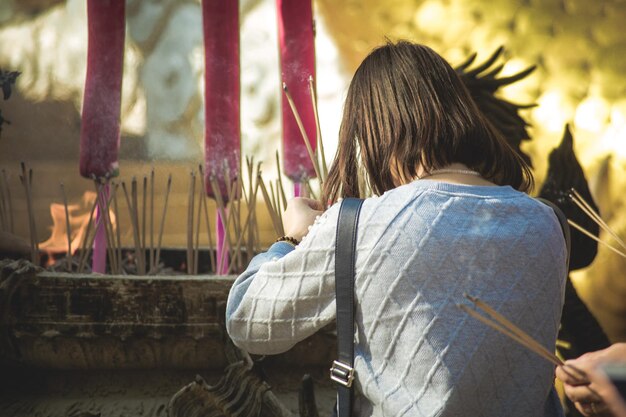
[{"xmin": 168, "ymin": 353, "xmax": 293, "ymax": 417}]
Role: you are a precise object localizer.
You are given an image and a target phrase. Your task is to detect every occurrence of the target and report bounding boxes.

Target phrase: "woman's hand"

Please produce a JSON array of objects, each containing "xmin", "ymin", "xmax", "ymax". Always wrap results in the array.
[
  {"xmin": 556, "ymin": 343, "xmax": 626, "ymax": 417},
  {"xmin": 282, "ymin": 197, "xmax": 324, "ymax": 242}
]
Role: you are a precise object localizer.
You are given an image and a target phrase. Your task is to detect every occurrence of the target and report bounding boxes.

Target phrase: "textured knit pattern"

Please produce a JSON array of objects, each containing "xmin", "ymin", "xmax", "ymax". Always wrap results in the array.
[{"xmin": 226, "ymin": 180, "xmax": 567, "ymax": 417}]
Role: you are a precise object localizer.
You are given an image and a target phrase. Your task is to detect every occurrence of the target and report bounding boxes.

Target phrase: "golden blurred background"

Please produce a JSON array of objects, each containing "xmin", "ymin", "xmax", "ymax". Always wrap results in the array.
[
  {"xmin": 315, "ymin": 0, "xmax": 626, "ymax": 342},
  {"xmin": 0, "ymin": 0, "xmax": 624, "ymax": 341}
]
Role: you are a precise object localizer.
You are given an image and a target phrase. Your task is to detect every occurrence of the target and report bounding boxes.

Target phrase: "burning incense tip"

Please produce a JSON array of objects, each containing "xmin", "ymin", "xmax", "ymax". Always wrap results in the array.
[
  {"xmin": 282, "ymin": 82, "xmax": 288, "ymax": 92},
  {"xmin": 463, "ymin": 293, "xmax": 477, "ymax": 302}
]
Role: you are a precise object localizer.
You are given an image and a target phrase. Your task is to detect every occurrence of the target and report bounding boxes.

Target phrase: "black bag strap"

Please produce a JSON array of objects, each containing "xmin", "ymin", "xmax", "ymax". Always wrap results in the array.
[
  {"xmin": 535, "ymin": 197, "xmax": 571, "ymax": 271},
  {"xmin": 331, "ymin": 197, "xmax": 364, "ymax": 417}
]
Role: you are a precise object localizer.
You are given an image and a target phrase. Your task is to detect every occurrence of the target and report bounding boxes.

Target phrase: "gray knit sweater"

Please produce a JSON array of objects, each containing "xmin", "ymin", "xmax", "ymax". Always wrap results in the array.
[{"xmin": 227, "ymin": 180, "xmax": 567, "ymax": 417}]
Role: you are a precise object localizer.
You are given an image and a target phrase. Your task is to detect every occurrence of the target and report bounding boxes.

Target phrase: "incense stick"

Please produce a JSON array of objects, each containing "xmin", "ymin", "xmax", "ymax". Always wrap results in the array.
[
  {"xmin": 222, "ymin": 175, "xmax": 241, "ymax": 272},
  {"xmin": 194, "ymin": 172, "xmax": 203, "ymax": 275},
  {"xmin": 60, "ymin": 183, "xmax": 73, "ymax": 271},
  {"xmin": 246, "ymin": 157, "xmax": 258, "ymax": 261},
  {"xmin": 230, "ymin": 177, "xmax": 242, "ymax": 268},
  {"xmin": 275, "ymin": 151, "xmax": 288, "ymax": 209},
  {"xmin": 227, "ymin": 179, "xmax": 260, "ymax": 275},
  {"xmin": 234, "ymin": 187, "xmax": 259, "ymax": 272},
  {"xmin": 153, "ymin": 174, "xmax": 172, "ymax": 274},
  {"xmin": 150, "ymin": 168, "xmax": 155, "ymax": 272},
  {"xmin": 133, "ymin": 178, "xmax": 145, "ymax": 275},
  {"xmin": 460, "ymin": 294, "xmax": 563, "ymax": 366},
  {"xmin": 1, "ymin": 170, "xmax": 13, "ymax": 232},
  {"xmin": 198, "ymin": 166, "xmax": 216, "ymax": 274},
  {"xmin": 567, "ymin": 219, "xmax": 626, "ymax": 258},
  {"xmin": 104, "ymin": 183, "xmax": 121, "ymax": 274},
  {"xmin": 78, "ymin": 192, "xmax": 99, "ymax": 273},
  {"xmin": 258, "ymin": 173, "xmax": 283, "ymax": 235},
  {"xmin": 111, "ymin": 182, "xmax": 123, "ymax": 274},
  {"xmin": 19, "ymin": 162, "xmax": 38, "ymax": 264},
  {"xmin": 142, "ymin": 175, "xmax": 148, "ymax": 274},
  {"xmin": 122, "ymin": 179, "xmax": 143, "ymax": 275},
  {"xmin": 224, "ymin": 165, "xmax": 241, "ymax": 270},
  {"xmin": 282, "ymin": 82, "xmax": 322, "ymax": 181},
  {"xmin": 253, "ymin": 162, "xmax": 262, "ymax": 255},
  {"xmin": 210, "ymin": 174, "xmax": 230, "ymax": 274},
  {"xmin": 79, "ymin": 192, "xmax": 114, "ymax": 274},
  {"xmin": 187, "ymin": 171, "xmax": 196, "ymax": 275},
  {"xmin": 308, "ymin": 75, "xmax": 328, "ymax": 180},
  {"xmin": 459, "ymin": 304, "xmax": 562, "ymax": 366},
  {"xmin": 104, "ymin": 184, "xmax": 118, "ymax": 274},
  {"xmin": 0, "ymin": 175, "xmax": 7, "ymax": 232},
  {"xmin": 569, "ymin": 189, "xmax": 626, "ymax": 250},
  {"xmin": 304, "ymin": 178, "xmax": 317, "ymax": 200},
  {"xmin": 96, "ymin": 181, "xmax": 117, "ymax": 274},
  {"xmin": 270, "ymin": 181, "xmax": 280, "ymax": 226}
]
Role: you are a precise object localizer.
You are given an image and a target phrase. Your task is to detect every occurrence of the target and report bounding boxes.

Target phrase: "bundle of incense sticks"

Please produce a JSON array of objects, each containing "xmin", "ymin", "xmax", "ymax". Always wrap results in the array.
[
  {"xmin": 280, "ymin": 75, "xmax": 328, "ymax": 203},
  {"xmin": 459, "ymin": 294, "xmax": 596, "ymax": 387},
  {"xmin": 225, "ymin": 158, "xmax": 264, "ymax": 274},
  {"xmin": 459, "ymin": 294, "xmax": 564, "ymax": 367},
  {"xmin": 77, "ymin": 187, "xmax": 115, "ymax": 274},
  {"xmin": 568, "ymin": 188, "xmax": 626, "ymax": 259},
  {"xmin": 118, "ymin": 172, "xmax": 172, "ymax": 275}
]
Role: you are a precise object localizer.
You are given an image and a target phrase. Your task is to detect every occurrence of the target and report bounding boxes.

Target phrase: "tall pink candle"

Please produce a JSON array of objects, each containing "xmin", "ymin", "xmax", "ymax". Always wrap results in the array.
[
  {"xmin": 79, "ymin": 0, "xmax": 125, "ymax": 179},
  {"xmin": 277, "ymin": 0, "xmax": 317, "ymax": 182},
  {"xmin": 202, "ymin": 0, "xmax": 241, "ymax": 202},
  {"xmin": 202, "ymin": 0, "xmax": 240, "ymax": 274},
  {"xmin": 79, "ymin": 0, "xmax": 125, "ymax": 274}
]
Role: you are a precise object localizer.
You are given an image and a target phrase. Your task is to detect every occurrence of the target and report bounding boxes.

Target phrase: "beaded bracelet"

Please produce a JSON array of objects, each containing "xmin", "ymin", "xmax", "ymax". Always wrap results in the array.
[{"xmin": 275, "ymin": 236, "xmax": 300, "ymax": 246}]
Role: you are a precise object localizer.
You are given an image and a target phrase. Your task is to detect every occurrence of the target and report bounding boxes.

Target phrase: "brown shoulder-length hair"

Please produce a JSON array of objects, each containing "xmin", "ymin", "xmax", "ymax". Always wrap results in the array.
[{"xmin": 321, "ymin": 41, "xmax": 533, "ymax": 205}]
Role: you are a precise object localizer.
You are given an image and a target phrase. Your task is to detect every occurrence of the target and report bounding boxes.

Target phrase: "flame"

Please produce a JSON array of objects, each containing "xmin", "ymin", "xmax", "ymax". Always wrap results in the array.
[{"xmin": 40, "ymin": 191, "xmax": 116, "ymax": 255}]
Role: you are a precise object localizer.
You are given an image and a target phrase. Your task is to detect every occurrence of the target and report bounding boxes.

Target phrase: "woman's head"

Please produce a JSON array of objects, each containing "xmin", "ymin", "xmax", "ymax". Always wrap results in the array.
[{"xmin": 322, "ymin": 41, "xmax": 533, "ymax": 204}]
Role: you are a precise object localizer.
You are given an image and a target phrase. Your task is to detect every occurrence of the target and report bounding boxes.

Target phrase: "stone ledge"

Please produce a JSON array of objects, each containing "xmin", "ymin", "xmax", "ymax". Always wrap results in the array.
[{"xmin": 1, "ymin": 269, "xmax": 336, "ymax": 370}]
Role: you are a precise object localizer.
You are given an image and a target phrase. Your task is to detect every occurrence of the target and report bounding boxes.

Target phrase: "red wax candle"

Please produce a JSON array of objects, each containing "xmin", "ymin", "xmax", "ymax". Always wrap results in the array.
[
  {"xmin": 277, "ymin": 0, "xmax": 317, "ymax": 182},
  {"xmin": 202, "ymin": 0, "xmax": 241, "ymax": 202},
  {"xmin": 79, "ymin": 0, "xmax": 125, "ymax": 179}
]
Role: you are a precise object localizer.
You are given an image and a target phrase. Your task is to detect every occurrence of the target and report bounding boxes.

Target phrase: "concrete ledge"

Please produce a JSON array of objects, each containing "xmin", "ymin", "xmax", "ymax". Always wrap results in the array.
[{"xmin": 1, "ymin": 269, "xmax": 336, "ymax": 370}]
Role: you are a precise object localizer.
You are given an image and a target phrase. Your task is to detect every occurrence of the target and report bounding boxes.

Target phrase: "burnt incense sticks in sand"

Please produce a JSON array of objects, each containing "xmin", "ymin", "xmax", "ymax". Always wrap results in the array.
[{"xmin": 13, "ymin": 157, "xmax": 305, "ymax": 275}]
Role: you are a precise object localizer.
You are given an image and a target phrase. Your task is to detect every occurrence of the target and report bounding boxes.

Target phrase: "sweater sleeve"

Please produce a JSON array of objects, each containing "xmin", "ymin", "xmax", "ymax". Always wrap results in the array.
[{"xmin": 225, "ymin": 204, "xmax": 340, "ymax": 355}]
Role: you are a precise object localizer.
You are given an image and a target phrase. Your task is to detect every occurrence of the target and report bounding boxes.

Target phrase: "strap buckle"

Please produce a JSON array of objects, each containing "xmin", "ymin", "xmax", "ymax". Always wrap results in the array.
[{"xmin": 330, "ymin": 360, "xmax": 355, "ymax": 387}]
